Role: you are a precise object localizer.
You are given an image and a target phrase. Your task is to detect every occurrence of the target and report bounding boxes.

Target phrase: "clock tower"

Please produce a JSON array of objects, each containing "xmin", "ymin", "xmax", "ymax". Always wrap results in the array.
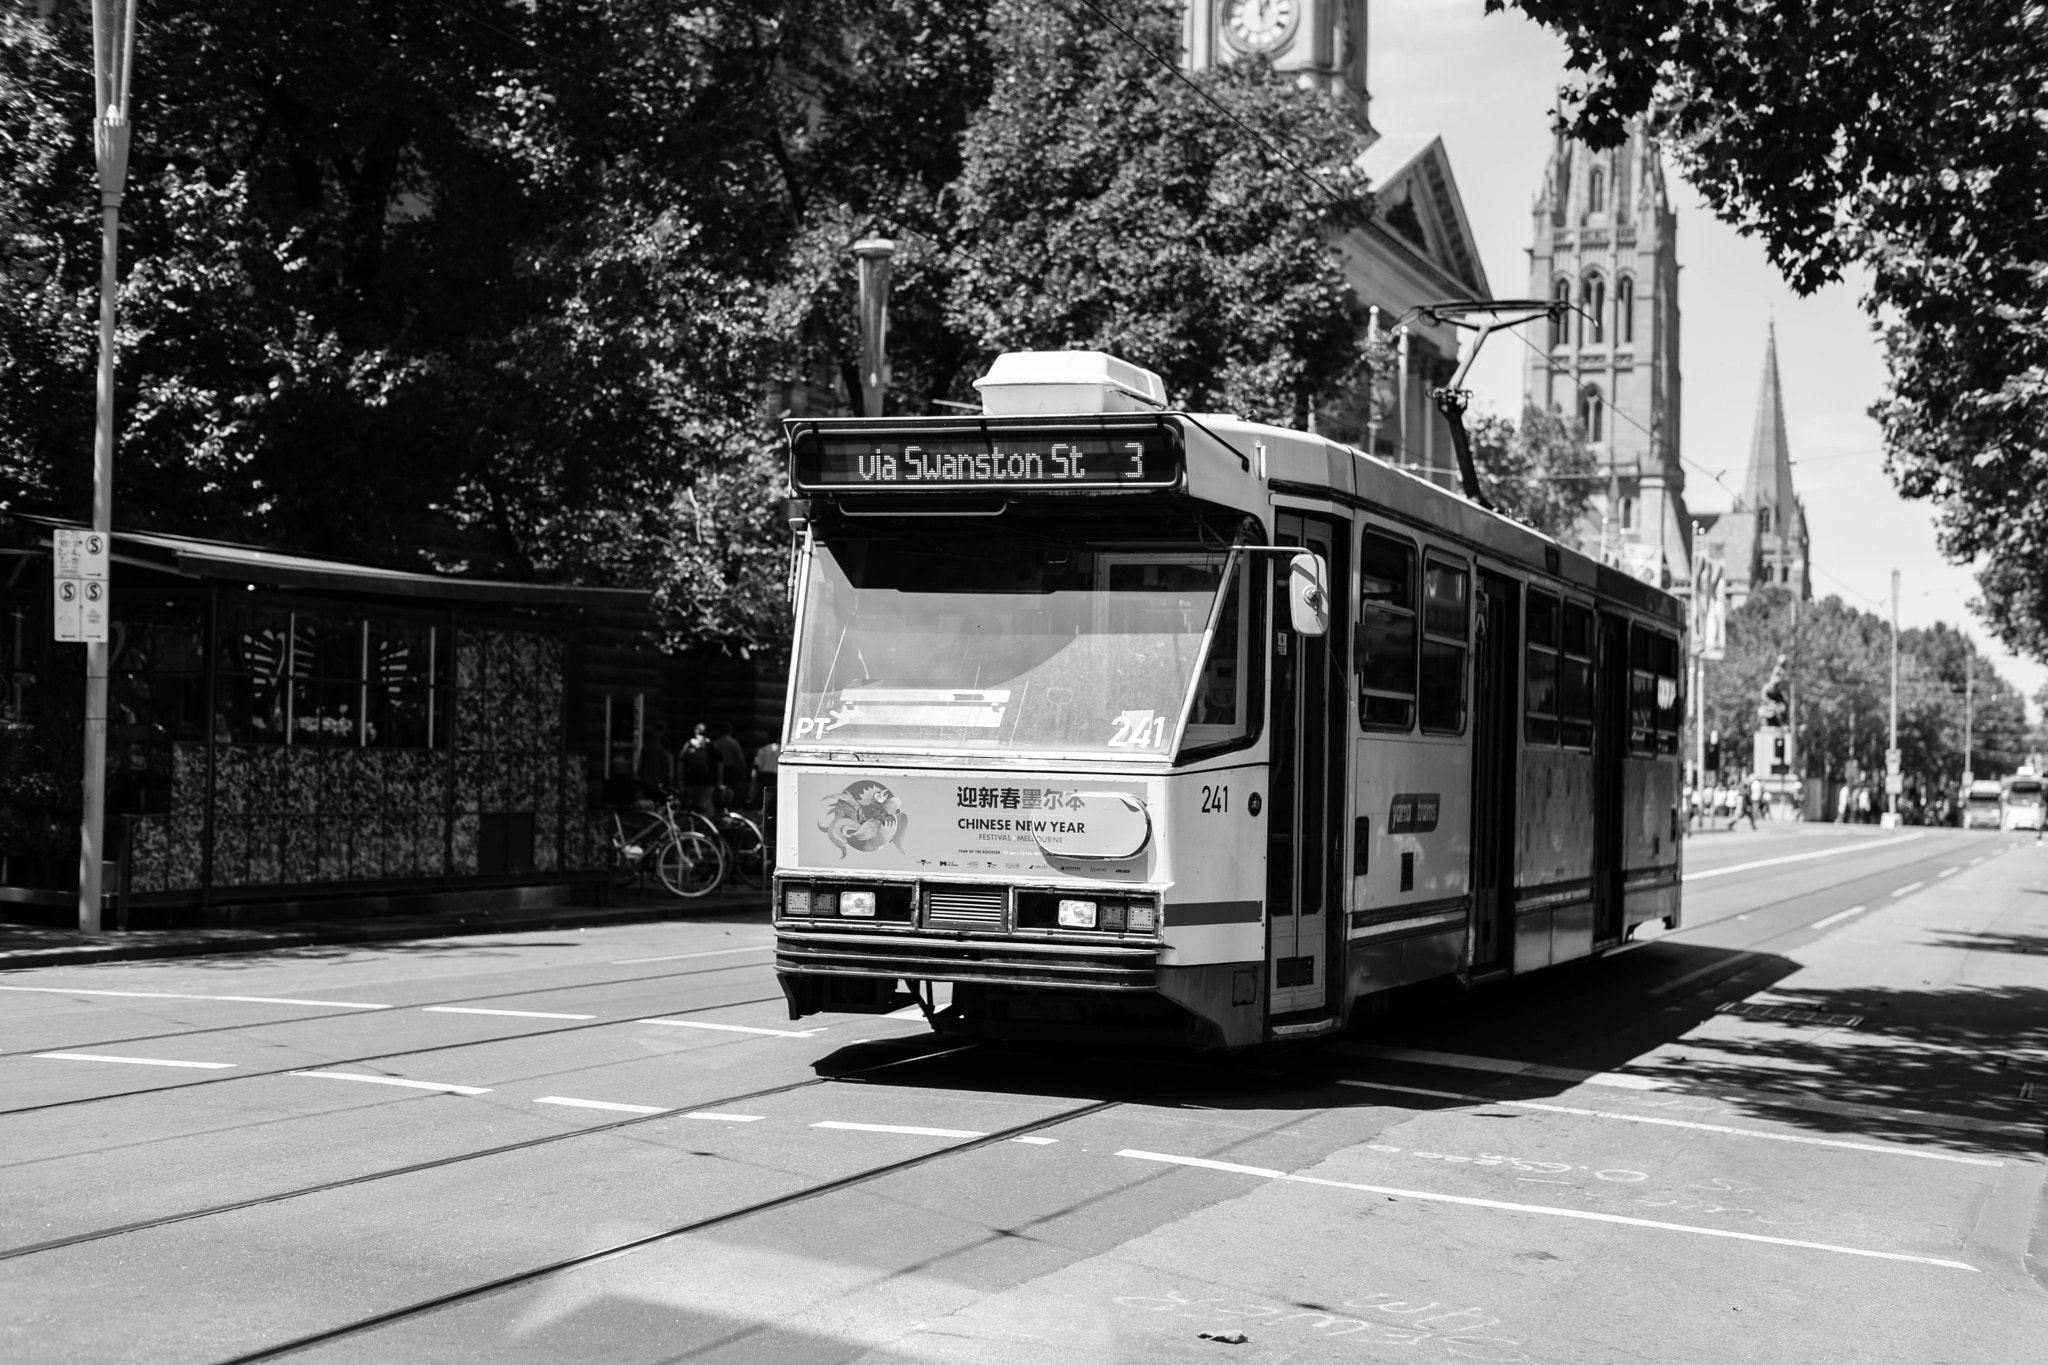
[{"xmin": 1183, "ymin": 1, "xmax": 1371, "ymax": 130}]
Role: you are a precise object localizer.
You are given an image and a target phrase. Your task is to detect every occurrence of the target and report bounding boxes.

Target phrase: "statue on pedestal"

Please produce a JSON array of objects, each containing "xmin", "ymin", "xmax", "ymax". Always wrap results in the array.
[{"xmin": 1758, "ymin": 654, "xmax": 1790, "ymax": 729}]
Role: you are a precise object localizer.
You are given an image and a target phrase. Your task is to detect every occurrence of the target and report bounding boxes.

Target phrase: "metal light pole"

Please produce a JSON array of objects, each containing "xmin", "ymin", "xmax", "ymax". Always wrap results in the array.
[
  {"xmin": 851, "ymin": 238, "xmax": 894, "ymax": 419},
  {"xmin": 79, "ymin": 0, "xmax": 139, "ymax": 932},
  {"xmin": 1963, "ymin": 652, "xmax": 1973, "ymax": 786},
  {"xmin": 1888, "ymin": 568, "xmax": 1901, "ymax": 824}
]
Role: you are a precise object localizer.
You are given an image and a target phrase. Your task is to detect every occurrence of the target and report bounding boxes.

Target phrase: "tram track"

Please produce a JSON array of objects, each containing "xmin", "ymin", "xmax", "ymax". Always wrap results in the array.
[
  {"xmin": 0, "ymin": 1038, "xmax": 978, "ymax": 1266},
  {"xmin": 0, "ymin": 986, "xmax": 795, "ymax": 1119},
  {"xmin": 0, "ymin": 944, "xmax": 777, "ymax": 1058},
  {"xmin": 212, "ymin": 1084, "xmax": 1123, "ymax": 1365}
]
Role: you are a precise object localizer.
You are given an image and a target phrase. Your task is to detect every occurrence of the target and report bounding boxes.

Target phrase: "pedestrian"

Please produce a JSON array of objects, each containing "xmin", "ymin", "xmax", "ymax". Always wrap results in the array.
[
  {"xmin": 1738, "ymin": 775, "xmax": 1756, "ymax": 830},
  {"xmin": 1837, "ymin": 781, "xmax": 1851, "ymax": 823},
  {"xmin": 711, "ymin": 722, "xmax": 748, "ymax": 806},
  {"xmin": 1748, "ymin": 771, "xmax": 1766, "ymax": 824},
  {"xmin": 679, "ymin": 723, "xmax": 718, "ymax": 814},
  {"xmin": 753, "ymin": 732, "xmax": 780, "ymax": 817}
]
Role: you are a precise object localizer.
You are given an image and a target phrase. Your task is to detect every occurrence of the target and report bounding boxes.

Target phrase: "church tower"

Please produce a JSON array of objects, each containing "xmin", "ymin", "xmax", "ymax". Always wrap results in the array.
[
  {"xmin": 1699, "ymin": 326, "xmax": 1811, "ymax": 608},
  {"xmin": 1524, "ymin": 122, "xmax": 1689, "ymax": 585},
  {"xmin": 1182, "ymin": 3, "xmax": 1370, "ymax": 129}
]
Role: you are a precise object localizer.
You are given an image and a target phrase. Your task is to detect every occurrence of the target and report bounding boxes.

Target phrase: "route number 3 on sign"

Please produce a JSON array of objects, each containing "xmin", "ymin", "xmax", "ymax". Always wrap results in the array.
[{"xmin": 52, "ymin": 529, "xmax": 110, "ymax": 643}]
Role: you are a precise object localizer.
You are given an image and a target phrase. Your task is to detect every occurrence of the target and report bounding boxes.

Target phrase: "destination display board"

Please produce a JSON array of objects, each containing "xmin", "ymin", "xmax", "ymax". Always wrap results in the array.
[{"xmin": 789, "ymin": 418, "xmax": 1181, "ymax": 493}]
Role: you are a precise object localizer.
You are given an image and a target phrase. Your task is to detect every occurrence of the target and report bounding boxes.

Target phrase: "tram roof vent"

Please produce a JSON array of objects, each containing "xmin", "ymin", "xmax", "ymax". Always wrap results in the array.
[{"xmin": 973, "ymin": 350, "xmax": 1169, "ymax": 416}]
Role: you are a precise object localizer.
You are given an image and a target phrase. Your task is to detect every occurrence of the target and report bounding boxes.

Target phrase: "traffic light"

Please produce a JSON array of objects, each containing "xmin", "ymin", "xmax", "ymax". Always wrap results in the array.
[{"xmin": 1705, "ymin": 730, "xmax": 1721, "ymax": 772}]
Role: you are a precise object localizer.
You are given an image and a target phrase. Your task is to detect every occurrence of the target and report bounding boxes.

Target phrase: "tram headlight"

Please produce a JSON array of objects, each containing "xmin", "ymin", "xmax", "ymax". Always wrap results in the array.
[
  {"xmin": 783, "ymin": 886, "xmax": 811, "ymax": 916},
  {"xmin": 1057, "ymin": 898, "xmax": 1098, "ymax": 929},
  {"xmin": 813, "ymin": 891, "xmax": 840, "ymax": 917},
  {"xmin": 1126, "ymin": 901, "xmax": 1157, "ymax": 932},
  {"xmin": 840, "ymin": 889, "xmax": 877, "ymax": 918}
]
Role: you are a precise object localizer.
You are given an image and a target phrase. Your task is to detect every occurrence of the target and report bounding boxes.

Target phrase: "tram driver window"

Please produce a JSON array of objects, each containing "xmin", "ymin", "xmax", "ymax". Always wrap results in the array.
[
  {"xmin": 1182, "ymin": 559, "xmax": 1262, "ymax": 754},
  {"xmin": 1357, "ymin": 532, "xmax": 1417, "ymax": 730},
  {"xmin": 1559, "ymin": 603, "xmax": 1594, "ymax": 748},
  {"xmin": 1524, "ymin": 591, "xmax": 1560, "ymax": 745},
  {"xmin": 1419, "ymin": 554, "xmax": 1468, "ymax": 734}
]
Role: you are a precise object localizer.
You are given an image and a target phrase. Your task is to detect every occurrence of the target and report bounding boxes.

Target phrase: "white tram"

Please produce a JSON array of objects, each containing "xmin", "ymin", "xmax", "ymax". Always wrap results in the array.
[{"xmin": 771, "ymin": 351, "xmax": 1685, "ymax": 1049}]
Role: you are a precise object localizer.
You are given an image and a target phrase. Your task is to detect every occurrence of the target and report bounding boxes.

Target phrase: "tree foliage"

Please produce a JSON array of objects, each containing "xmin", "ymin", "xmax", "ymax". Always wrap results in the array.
[
  {"xmin": 3, "ymin": 0, "xmax": 1402, "ymax": 654},
  {"xmin": 1495, "ymin": 1, "xmax": 2048, "ymax": 661},
  {"xmin": 947, "ymin": 0, "xmax": 1375, "ymax": 425},
  {"xmin": 1702, "ymin": 586, "xmax": 2026, "ymax": 786},
  {"xmin": 1470, "ymin": 403, "xmax": 1598, "ymax": 540}
]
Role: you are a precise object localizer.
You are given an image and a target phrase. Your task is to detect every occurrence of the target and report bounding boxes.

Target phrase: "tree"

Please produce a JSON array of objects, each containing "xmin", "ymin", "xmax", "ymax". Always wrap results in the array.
[
  {"xmin": 948, "ymin": 0, "xmax": 1375, "ymax": 425},
  {"xmin": 1494, "ymin": 2, "xmax": 2048, "ymax": 662},
  {"xmin": 1469, "ymin": 403, "xmax": 1598, "ymax": 540}
]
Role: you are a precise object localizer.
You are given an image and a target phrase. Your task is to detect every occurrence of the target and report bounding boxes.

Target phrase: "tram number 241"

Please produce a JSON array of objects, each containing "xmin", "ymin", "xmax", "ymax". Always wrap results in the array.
[{"xmin": 1199, "ymin": 785, "xmax": 1230, "ymax": 814}]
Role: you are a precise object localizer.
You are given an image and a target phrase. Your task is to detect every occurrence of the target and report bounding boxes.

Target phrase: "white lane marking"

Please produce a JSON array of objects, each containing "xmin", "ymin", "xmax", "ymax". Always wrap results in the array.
[
  {"xmin": 288, "ymin": 1070, "xmax": 489, "ymax": 1095},
  {"xmin": 34, "ymin": 1052, "xmax": 234, "ymax": 1069},
  {"xmin": 0, "ymin": 986, "xmax": 388, "ymax": 1010},
  {"xmin": 1812, "ymin": 905, "xmax": 1869, "ymax": 930},
  {"xmin": 424, "ymin": 1007, "xmax": 595, "ymax": 1020},
  {"xmin": 1336, "ymin": 1080, "xmax": 2003, "ymax": 1167},
  {"xmin": 535, "ymin": 1096, "xmax": 667, "ymax": 1115},
  {"xmin": 1646, "ymin": 954, "xmax": 1760, "ymax": 996},
  {"xmin": 610, "ymin": 946, "xmax": 772, "ymax": 965},
  {"xmin": 812, "ymin": 1121, "xmax": 987, "ymax": 1138},
  {"xmin": 1116, "ymin": 1150, "xmax": 1979, "ymax": 1271},
  {"xmin": 1970, "ymin": 856, "xmax": 1986, "ymax": 865},
  {"xmin": 1012, "ymin": 1135, "xmax": 1060, "ymax": 1145},
  {"xmin": 637, "ymin": 1018, "xmax": 823, "ymax": 1038},
  {"xmin": 1683, "ymin": 832, "xmax": 1921, "ymax": 882},
  {"xmin": 1339, "ymin": 1043, "xmax": 1671, "ymax": 1090},
  {"xmin": 1938, "ymin": 867, "xmax": 1959, "ymax": 878},
  {"xmin": 683, "ymin": 1111, "xmax": 765, "ymax": 1122},
  {"xmin": 1891, "ymin": 881, "xmax": 1926, "ymax": 898}
]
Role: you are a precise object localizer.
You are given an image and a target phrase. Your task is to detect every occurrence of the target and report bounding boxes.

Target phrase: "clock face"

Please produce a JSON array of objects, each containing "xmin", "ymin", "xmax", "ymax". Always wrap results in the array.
[{"xmin": 1222, "ymin": 0, "xmax": 1299, "ymax": 54}]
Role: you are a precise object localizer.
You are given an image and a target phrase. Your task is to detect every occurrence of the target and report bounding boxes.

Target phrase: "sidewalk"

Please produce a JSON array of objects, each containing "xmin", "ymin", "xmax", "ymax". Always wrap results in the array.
[{"xmin": 0, "ymin": 885, "xmax": 769, "ymax": 971}]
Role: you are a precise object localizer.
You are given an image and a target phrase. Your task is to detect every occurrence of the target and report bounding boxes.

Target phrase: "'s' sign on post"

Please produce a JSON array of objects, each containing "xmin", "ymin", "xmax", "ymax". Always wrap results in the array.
[{"xmin": 52, "ymin": 529, "xmax": 110, "ymax": 643}]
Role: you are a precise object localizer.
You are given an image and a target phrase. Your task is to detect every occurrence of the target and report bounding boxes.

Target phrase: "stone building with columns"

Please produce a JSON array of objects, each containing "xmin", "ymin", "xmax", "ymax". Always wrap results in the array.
[{"xmin": 1523, "ymin": 122, "xmax": 1691, "ymax": 587}]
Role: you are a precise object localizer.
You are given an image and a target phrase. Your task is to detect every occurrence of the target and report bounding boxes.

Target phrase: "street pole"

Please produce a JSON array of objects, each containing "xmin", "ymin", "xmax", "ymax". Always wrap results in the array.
[
  {"xmin": 1889, "ymin": 568, "xmax": 1901, "ymax": 822},
  {"xmin": 1963, "ymin": 652, "xmax": 1973, "ymax": 785},
  {"xmin": 79, "ymin": 0, "xmax": 138, "ymax": 933},
  {"xmin": 851, "ymin": 237, "xmax": 894, "ymax": 419}
]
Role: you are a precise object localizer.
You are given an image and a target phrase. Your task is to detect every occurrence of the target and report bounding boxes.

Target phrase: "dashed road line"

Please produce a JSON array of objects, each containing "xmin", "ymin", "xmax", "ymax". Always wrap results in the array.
[
  {"xmin": 1812, "ymin": 905, "xmax": 1868, "ymax": 929},
  {"xmin": 1938, "ymin": 866, "xmax": 1959, "ymax": 878},
  {"xmin": 1116, "ymin": 1150, "xmax": 1979, "ymax": 1271},
  {"xmin": 683, "ymin": 1111, "xmax": 765, "ymax": 1122},
  {"xmin": 33, "ymin": 1052, "xmax": 234, "ymax": 1069},
  {"xmin": 0, "ymin": 986, "xmax": 389, "ymax": 1010},
  {"xmin": 610, "ymin": 946, "xmax": 773, "ymax": 965},
  {"xmin": 534, "ymin": 1096, "xmax": 667, "ymax": 1115},
  {"xmin": 1891, "ymin": 881, "xmax": 1925, "ymax": 898},
  {"xmin": 1336, "ymin": 1080, "xmax": 2003, "ymax": 1166},
  {"xmin": 638, "ymin": 1018, "xmax": 824, "ymax": 1038},
  {"xmin": 424, "ymin": 1007, "xmax": 595, "ymax": 1020},
  {"xmin": 1682, "ymin": 832, "xmax": 1921, "ymax": 883},
  {"xmin": 288, "ymin": 1071, "xmax": 489, "ymax": 1096},
  {"xmin": 812, "ymin": 1121, "xmax": 988, "ymax": 1138},
  {"xmin": 1011, "ymin": 1135, "xmax": 1060, "ymax": 1145}
]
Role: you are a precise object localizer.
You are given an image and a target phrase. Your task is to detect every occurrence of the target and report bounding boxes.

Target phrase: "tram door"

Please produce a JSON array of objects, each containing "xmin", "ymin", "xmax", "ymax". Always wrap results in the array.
[
  {"xmin": 1468, "ymin": 573, "xmax": 1520, "ymax": 973},
  {"xmin": 1591, "ymin": 614, "xmax": 1629, "ymax": 943},
  {"xmin": 1267, "ymin": 513, "xmax": 1342, "ymax": 1015}
]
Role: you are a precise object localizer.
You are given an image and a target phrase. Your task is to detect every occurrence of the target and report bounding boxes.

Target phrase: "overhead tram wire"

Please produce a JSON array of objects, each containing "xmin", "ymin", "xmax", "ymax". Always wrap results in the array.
[{"xmin": 1069, "ymin": 0, "xmax": 1355, "ymax": 208}]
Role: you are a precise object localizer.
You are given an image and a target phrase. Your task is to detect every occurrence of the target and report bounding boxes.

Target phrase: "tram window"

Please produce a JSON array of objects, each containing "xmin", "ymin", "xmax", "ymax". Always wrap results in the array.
[
  {"xmin": 1182, "ymin": 559, "xmax": 1262, "ymax": 754},
  {"xmin": 1419, "ymin": 554, "xmax": 1468, "ymax": 734},
  {"xmin": 1653, "ymin": 631, "xmax": 1682, "ymax": 753},
  {"xmin": 1559, "ymin": 602, "xmax": 1594, "ymax": 748},
  {"xmin": 1524, "ymin": 591, "xmax": 1560, "ymax": 746},
  {"xmin": 1628, "ymin": 626, "xmax": 1683, "ymax": 754},
  {"xmin": 1357, "ymin": 531, "xmax": 1416, "ymax": 730}
]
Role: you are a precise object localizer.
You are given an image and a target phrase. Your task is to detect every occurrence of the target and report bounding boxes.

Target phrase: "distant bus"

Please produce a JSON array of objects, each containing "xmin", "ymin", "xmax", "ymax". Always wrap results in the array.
[
  {"xmin": 2004, "ymin": 776, "xmax": 2044, "ymax": 832},
  {"xmin": 768, "ymin": 351, "xmax": 1685, "ymax": 1049},
  {"xmin": 1962, "ymin": 779, "xmax": 2003, "ymax": 830}
]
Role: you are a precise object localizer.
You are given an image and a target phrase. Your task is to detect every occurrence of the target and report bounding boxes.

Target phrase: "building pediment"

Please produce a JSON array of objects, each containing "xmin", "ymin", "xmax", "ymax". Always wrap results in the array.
[{"xmin": 1359, "ymin": 135, "xmax": 1489, "ymax": 297}]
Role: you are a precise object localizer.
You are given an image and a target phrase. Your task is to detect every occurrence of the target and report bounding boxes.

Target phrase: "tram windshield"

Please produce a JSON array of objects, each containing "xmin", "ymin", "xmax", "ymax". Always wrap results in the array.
[{"xmin": 788, "ymin": 530, "xmax": 1252, "ymax": 758}]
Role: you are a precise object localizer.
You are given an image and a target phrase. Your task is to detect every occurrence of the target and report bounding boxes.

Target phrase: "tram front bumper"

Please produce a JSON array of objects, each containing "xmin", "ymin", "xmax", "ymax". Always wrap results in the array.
[{"xmin": 774, "ymin": 928, "xmax": 1159, "ymax": 992}]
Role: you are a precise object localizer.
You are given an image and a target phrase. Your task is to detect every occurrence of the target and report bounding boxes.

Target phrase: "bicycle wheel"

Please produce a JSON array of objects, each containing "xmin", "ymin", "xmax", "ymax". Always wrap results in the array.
[
  {"xmin": 721, "ymin": 811, "xmax": 768, "ymax": 888},
  {"xmin": 656, "ymin": 830, "xmax": 727, "ymax": 899}
]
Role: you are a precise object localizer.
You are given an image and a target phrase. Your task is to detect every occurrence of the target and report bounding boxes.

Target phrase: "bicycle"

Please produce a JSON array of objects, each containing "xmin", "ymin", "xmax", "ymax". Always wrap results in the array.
[
  {"xmin": 675, "ymin": 804, "xmax": 768, "ymax": 890},
  {"xmin": 603, "ymin": 798, "xmax": 725, "ymax": 898}
]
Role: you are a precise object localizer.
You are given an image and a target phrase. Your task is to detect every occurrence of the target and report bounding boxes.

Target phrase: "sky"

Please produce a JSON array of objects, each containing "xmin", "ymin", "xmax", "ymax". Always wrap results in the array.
[{"xmin": 1366, "ymin": 1, "xmax": 2047, "ymax": 712}]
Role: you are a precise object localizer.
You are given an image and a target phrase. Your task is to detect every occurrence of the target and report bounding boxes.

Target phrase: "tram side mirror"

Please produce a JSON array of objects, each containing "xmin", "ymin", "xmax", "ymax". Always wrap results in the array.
[{"xmin": 1287, "ymin": 551, "xmax": 1330, "ymax": 637}]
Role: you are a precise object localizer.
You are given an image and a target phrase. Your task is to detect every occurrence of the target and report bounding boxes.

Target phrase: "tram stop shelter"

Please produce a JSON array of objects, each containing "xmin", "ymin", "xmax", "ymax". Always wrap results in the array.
[{"xmin": 0, "ymin": 516, "xmax": 656, "ymax": 927}]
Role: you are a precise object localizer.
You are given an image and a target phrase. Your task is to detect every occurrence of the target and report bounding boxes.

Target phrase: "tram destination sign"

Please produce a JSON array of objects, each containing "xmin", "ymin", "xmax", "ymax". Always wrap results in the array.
[{"xmin": 789, "ymin": 419, "xmax": 1181, "ymax": 493}]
